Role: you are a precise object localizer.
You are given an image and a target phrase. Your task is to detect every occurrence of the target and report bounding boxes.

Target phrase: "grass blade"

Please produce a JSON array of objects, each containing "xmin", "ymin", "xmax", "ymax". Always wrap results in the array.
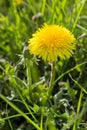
[{"xmin": 0, "ymin": 94, "xmax": 40, "ymax": 130}]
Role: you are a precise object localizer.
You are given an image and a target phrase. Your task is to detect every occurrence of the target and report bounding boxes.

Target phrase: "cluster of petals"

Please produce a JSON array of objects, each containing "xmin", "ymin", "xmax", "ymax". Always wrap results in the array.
[{"xmin": 28, "ymin": 24, "xmax": 76, "ymax": 62}]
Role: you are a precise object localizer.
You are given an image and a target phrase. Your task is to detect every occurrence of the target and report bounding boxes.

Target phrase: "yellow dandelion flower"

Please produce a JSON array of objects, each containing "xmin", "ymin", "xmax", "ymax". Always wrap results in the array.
[{"xmin": 28, "ymin": 24, "xmax": 76, "ymax": 62}]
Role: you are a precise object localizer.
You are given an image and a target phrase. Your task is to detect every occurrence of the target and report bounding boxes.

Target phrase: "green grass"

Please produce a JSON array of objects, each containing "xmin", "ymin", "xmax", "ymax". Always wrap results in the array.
[{"xmin": 0, "ymin": 0, "xmax": 87, "ymax": 130}]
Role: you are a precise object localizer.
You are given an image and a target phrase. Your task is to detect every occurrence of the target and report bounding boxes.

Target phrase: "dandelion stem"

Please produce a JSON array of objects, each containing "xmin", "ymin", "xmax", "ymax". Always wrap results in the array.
[{"xmin": 49, "ymin": 62, "xmax": 55, "ymax": 95}]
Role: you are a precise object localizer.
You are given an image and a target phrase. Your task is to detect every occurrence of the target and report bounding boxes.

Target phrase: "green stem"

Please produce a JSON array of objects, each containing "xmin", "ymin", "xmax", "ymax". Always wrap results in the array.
[
  {"xmin": 1, "ymin": 113, "xmax": 29, "ymax": 121},
  {"xmin": 72, "ymin": 0, "xmax": 86, "ymax": 32},
  {"xmin": 41, "ymin": 0, "xmax": 46, "ymax": 16},
  {"xmin": 73, "ymin": 90, "xmax": 83, "ymax": 130},
  {"xmin": 40, "ymin": 111, "xmax": 43, "ymax": 130},
  {"xmin": 49, "ymin": 62, "xmax": 55, "ymax": 95},
  {"xmin": 55, "ymin": 61, "xmax": 87, "ymax": 83}
]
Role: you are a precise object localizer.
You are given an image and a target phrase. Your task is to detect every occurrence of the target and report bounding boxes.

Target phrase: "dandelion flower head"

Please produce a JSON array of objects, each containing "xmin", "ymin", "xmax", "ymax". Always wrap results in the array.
[{"xmin": 28, "ymin": 24, "xmax": 76, "ymax": 62}]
